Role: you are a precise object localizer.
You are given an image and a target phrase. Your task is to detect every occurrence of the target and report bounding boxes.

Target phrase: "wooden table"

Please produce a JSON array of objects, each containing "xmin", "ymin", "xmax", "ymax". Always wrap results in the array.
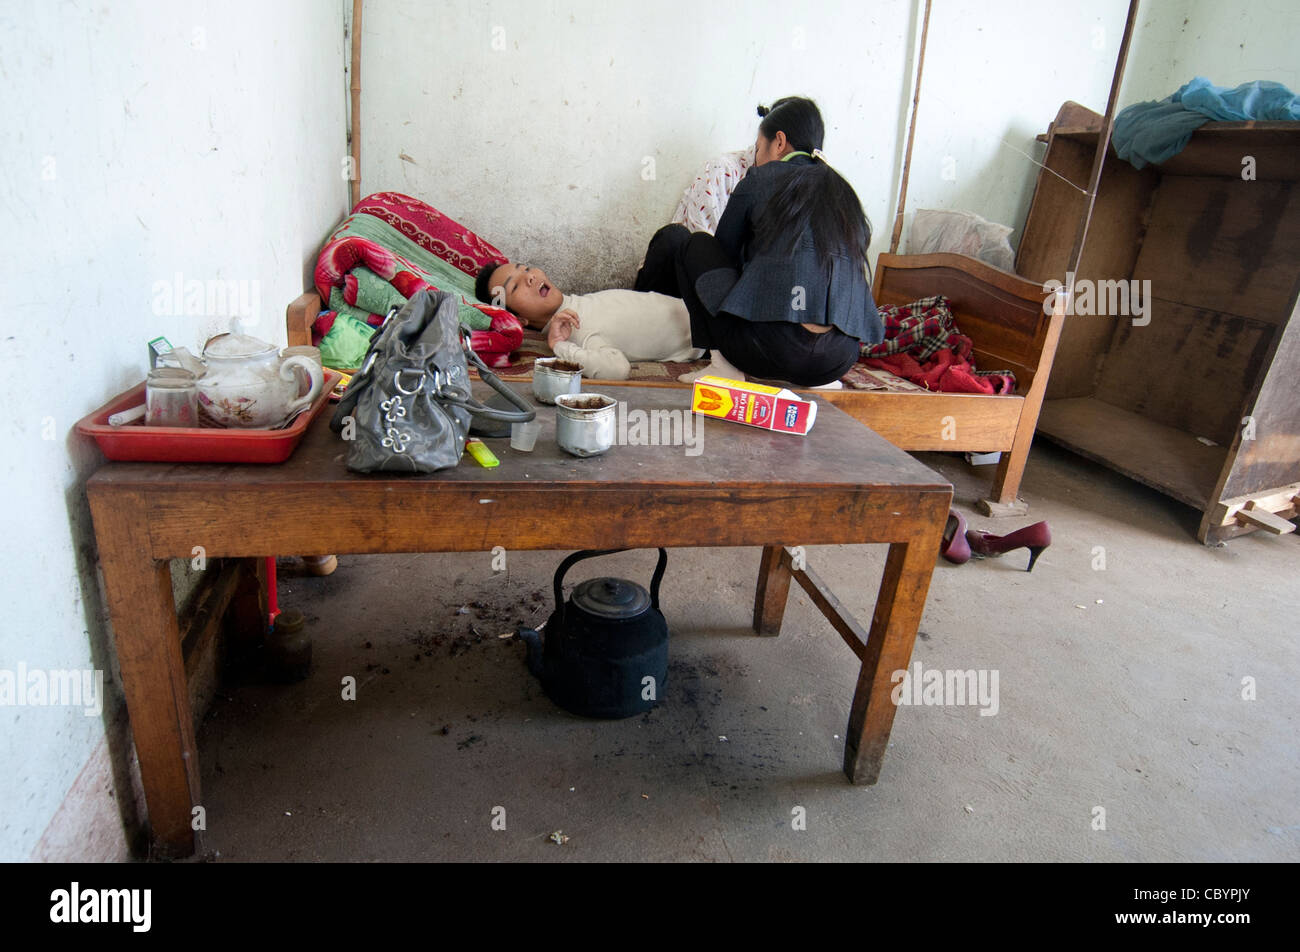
[{"xmin": 87, "ymin": 384, "xmax": 951, "ymax": 858}]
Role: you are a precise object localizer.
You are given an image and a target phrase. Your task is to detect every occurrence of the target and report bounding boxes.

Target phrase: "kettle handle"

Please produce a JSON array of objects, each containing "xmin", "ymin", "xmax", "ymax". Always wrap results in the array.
[
  {"xmin": 649, "ymin": 547, "xmax": 667, "ymax": 612},
  {"xmin": 552, "ymin": 548, "xmax": 669, "ymax": 628}
]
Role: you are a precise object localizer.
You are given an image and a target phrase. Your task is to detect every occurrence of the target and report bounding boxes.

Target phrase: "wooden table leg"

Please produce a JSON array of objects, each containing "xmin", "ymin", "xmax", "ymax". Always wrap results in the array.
[
  {"xmin": 752, "ymin": 544, "xmax": 793, "ymax": 636},
  {"xmin": 843, "ymin": 535, "xmax": 939, "ymax": 784},
  {"xmin": 89, "ymin": 494, "xmax": 200, "ymax": 859}
]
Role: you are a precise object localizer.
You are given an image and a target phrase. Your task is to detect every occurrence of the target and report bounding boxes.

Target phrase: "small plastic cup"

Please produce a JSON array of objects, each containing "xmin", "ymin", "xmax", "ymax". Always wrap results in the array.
[{"xmin": 510, "ymin": 420, "xmax": 541, "ymax": 452}]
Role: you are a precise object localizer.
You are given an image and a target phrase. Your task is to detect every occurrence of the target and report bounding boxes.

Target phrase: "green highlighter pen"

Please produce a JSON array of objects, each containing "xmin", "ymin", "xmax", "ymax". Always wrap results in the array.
[{"xmin": 465, "ymin": 438, "xmax": 500, "ymax": 468}]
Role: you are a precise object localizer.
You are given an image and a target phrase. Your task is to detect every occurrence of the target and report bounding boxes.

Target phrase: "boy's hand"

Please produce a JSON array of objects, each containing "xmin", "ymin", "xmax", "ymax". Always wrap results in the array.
[{"xmin": 547, "ymin": 309, "xmax": 579, "ymax": 349}]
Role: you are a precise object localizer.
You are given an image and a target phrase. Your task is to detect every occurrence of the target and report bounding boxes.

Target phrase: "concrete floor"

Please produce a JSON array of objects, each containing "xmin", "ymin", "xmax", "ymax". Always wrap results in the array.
[{"xmin": 192, "ymin": 441, "xmax": 1300, "ymax": 862}]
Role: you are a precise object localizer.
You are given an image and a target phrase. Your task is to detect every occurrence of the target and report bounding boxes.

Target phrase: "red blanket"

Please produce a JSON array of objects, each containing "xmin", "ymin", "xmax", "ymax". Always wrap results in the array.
[
  {"xmin": 863, "ymin": 349, "xmax": 1016, "ymax": 395},
  {"xmin": 861, "ymin": 295, "xmax": 1016, "ymax": 395},
  {"xmin": 312, "ymin": 192, "xmax": 522, "ymax": 368}
]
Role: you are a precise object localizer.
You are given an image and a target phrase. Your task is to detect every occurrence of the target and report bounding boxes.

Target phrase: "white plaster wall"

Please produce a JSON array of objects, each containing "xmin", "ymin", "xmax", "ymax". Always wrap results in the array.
[
  {"xmin": 2, "ymin": 0, "xmax": 1293, "ymax": 864},
  {"xmin": 0, "ymin": 0, "xmax": 347, "ymax": 860},
  {"xmin": 359, "ymin": 0, "xmax": 1136, "ymax": 293},
  {"xmin": 1124, "ymin": 0, "xmax": 1300, "ymax": 106}
]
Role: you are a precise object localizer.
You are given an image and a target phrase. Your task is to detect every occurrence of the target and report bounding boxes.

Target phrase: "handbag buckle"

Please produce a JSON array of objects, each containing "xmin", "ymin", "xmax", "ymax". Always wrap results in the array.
[{"xmin": 394, "ymin": 369, "xmax": 426, "ymax": 395}]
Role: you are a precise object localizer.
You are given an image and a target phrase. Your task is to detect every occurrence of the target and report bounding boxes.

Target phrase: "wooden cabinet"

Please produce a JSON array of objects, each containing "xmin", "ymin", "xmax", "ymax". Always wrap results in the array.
[{"xmin": 1016, "ymin": 102, "xmax": 1300, "ymax": 543}]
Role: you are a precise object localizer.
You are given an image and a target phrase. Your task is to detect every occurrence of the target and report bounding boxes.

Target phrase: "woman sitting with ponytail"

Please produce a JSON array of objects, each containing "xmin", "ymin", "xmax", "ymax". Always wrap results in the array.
[{"xmin": 635, "ymin": 96, "xmax": 884, "ymax": 387}]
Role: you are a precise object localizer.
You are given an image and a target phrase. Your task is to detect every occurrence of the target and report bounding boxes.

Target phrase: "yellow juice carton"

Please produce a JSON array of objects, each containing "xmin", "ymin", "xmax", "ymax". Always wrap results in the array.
[{"xmin": 690, "ymin": 376, "xmax": 818, "ymax": 436}]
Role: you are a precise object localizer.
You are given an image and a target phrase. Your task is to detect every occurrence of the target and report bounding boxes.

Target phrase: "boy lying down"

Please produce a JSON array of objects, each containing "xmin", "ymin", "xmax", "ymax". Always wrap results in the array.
[{"xmin": 474, "ymin": 261, "xmax": 704, "ymax": 379}]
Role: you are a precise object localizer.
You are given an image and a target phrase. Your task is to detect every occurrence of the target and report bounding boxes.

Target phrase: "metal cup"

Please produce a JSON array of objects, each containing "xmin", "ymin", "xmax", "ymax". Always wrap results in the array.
[
  {"xmin": 533, "ymin": 358, "xmax": 583, "ymax": 405},
  {"xmin": 555, "ymin": 393, "xmax": 616, "ymax": 457}
]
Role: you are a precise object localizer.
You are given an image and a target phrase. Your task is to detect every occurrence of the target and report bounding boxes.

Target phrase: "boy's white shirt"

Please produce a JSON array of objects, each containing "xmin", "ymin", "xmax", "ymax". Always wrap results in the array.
[{"xmin": 549, "ymin": 289, "xmax": 705, "ymax": 380}]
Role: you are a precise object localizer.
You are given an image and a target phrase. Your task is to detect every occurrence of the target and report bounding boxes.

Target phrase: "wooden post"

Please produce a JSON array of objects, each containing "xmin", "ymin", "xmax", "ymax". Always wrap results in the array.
[
  {"xmin": 844, "ymin": 526, "xmax": 945, "ymax": 784},
  {"xmin": 1062, "ymin": 0, "xmax": 1139, "ymax": 292},
  {"xmin": 888, "ymin": 0, "xmax": 933, "ymax": 255},
  {"xmin": 87, "ymin": 491, "xmax": 200, "ymax": 859},
  {"xmin": 752, "ymin": 545, "xmax": 794, "ymax": 636},
  {"xmin": 349, "ymin": 0, "xmax": 363, "ymax": 210}
]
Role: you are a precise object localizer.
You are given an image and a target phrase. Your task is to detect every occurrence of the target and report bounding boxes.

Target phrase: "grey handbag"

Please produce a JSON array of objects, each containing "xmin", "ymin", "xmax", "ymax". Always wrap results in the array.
[{"xmin": 329, "ymin": 289, "xmax": 535, "ymax": 473}]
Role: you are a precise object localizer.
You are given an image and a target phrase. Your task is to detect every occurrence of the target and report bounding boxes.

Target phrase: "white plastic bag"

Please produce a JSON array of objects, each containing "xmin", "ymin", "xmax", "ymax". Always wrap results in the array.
[{"xmin": 908, "ymin": 209, "xmax": 1015, "ymax": 271}]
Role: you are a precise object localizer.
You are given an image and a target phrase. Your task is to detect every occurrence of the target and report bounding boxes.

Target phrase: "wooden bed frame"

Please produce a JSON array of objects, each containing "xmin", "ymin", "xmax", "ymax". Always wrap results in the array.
[{"xmin": 287, "ymin": 252, "xmax": 1064, "ymax": 515}]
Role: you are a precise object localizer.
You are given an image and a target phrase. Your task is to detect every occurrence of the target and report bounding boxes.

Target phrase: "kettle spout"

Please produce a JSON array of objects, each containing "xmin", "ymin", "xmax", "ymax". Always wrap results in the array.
[{"xmin": 515, "ymin": 628, "xmax": 544, "ymax": 679}]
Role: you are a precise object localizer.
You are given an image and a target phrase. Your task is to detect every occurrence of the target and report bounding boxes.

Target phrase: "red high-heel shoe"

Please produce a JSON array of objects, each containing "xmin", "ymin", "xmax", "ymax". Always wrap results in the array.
[
  {"xmin": 940, "ymin": 510, "xmax": 971, "ymax": 564},
  {"xmin": 965, "ymin": 521, "xmax": 1052, "ymax": 572}
]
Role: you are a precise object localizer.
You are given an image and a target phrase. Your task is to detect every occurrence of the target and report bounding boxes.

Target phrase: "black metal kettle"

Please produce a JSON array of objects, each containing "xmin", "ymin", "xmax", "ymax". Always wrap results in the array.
[{"xmin": 517, "ymin": 548, "xmax": 668, "ymax": 719}]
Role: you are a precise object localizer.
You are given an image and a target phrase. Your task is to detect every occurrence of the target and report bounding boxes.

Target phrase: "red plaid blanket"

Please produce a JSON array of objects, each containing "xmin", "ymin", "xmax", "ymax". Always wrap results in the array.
[{"xmin": 861, "ymin": 295, "xmax": 1016, "ymax": 395}]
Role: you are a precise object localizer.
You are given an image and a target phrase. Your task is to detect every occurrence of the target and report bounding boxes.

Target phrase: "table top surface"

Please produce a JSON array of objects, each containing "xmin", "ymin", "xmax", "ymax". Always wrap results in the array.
[{"xmin": 88, "ymin": 384, "xmax": 950, "ymax": 494}]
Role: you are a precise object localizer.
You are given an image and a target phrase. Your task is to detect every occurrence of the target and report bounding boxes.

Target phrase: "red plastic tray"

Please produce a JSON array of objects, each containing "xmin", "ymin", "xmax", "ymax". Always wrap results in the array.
[{"xmin": 75, "ymin": 371, "xmax": 341, "ymax": 464}]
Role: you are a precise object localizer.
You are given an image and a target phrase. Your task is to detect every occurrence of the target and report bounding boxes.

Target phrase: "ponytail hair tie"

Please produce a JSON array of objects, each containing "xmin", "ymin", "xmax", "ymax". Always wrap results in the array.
[{"xmin": 812, "ymin": 148, "xmax": 828, "ymax": 162}]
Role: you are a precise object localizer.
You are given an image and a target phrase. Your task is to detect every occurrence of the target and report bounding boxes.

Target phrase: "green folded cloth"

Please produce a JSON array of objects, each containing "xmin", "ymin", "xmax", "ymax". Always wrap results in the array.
[
  {"xmin": 349, "ymin": 266, "xmax": 408, "ymax": 317},
  {"xmin": 319, "ymin": 306, "xmax": 382, "ymax": 370},
  {"xmin": 337, "ymin": 213, "xmax": 491, "ymax": 330},
  {"xmin": 318, "ymin": 211, "xmax": 502, "ymax": 367}
]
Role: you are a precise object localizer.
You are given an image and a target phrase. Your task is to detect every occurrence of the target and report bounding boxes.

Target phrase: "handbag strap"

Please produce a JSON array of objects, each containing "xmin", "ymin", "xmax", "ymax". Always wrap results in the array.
[
  {"xmin": 333, "ymin": 305, "xmax": 537, "ymax": 430},
  {"xmin": 438, "ymin": 344, "xmax": 536, "ymax": 423}
]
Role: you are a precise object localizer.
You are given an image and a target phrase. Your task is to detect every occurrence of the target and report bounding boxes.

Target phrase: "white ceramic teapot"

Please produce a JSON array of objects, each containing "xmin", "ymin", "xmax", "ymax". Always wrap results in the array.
[{"xmin": 197, "ymin": 332, "xmax": 324, "ymax": 428}]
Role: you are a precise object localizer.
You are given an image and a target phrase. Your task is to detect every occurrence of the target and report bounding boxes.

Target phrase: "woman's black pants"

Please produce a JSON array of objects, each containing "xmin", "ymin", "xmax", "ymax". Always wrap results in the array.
[{"xmin": 634, "ymin": 223, "xmax": 858, "ymax": 387}]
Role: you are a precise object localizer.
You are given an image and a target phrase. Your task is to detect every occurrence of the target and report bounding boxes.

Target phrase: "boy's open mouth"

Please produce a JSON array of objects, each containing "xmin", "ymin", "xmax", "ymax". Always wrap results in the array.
[{"xmin": 539, "ymin": 283, "xmax": 550, "ymax": 297}]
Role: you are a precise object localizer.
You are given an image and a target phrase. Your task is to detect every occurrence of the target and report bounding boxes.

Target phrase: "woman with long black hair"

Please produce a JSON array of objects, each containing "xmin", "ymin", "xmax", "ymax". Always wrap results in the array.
[{"xmin": 635, "ymin": 96, "xmax": 884, "ymax": 387}]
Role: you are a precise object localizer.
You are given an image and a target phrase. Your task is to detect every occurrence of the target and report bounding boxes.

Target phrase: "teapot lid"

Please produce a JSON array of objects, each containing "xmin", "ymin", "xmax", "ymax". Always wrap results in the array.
[
  {"xmin": 203, "ymin": 332, "xmax": 277, "ymax": 359},
  {"xmin": 571, "ymin": 577, "xmax": 650, "ymax": 620}
]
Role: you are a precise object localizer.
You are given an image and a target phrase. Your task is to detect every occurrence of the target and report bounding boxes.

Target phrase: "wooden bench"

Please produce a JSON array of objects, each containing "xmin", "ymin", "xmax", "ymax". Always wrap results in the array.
[{"xmin": 288, "ymin": 251, "xmax": 1064, "ymax": 514}]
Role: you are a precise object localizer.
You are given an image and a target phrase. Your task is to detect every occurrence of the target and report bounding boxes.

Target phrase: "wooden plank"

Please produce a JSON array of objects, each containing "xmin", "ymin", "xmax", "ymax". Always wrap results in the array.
[
  {"xmin": 134, "ymin": 486, "xmax": 949, "ymax": 560},
  {"xmin": 1198, "ymin": 299, "xmax": 1300, "ymax": 541},
  {"xmin": 987, "ymin": 293, "xmax": 1066, "ymax": 507},
  {"xmin": 286, "ymin": 292, "xmax": 321, "ymax": 349},
  {"xmin": 89, "ymin": 387, "xmax": 952, "ymax": 559},
  {"xmin": 1150, "ymin": 124, "xmax": 1300, "ymax": 180},
  {"xmin": 85, "ymin": 489, "xmax": 199, "ymax": 860},
  {"xmin": 1042, "ymin": 122, "xmax": 1300, "ymax": 181},
  {"xmin": 1042, "ymin": 101, "xmax": 1105, "ymax": 138},
  {"xmin": 1036, "ymin": 396, "xmax": 1226, "ymax": 509},
  {"xmin": 752, "ymin": 545, "xmax": 793, "ymax": 637},
  {"xmin": 1208, "ymin": 481, "xmax": 1300, "ymax": 527},
  {"xmin": 90, "ymin": 386, "xmax": 948, "ymax": 492},
  {"xmin": 844, "ymin": 520, "xmax": 947, "ymax": 784},
  {"xmin": 1217, "ymin": 306, "xmax": 1300, "ymax": 501},
  {"xmin": 790, "ymin": 560, "xmax": 871, "ymax": 662},
  {"xmin": 1016, "ymin": 131, "xmax": 1094, "ymax": 279},
  {"xmin": 179, "ymin": 560, "xmax": 243, "ymax": 681},
  {"xmin": 1235, "ymin": 501, "xmax": 1296, "ymax": 535},
  {"xmin": 1094, "ymin": 300, "xmax": 1275, "ymax": 446},
  {"xmin": 1204, "ymin": 504, "xmax": 1298, "ymax": 544},
  {"xmin": 1132, "ymin": 177, "xmax": 1300, "ymax": 325},
  {"xmin": 1015, "ymin": 121, "xmax": 1159, "ymax": 399},
  {"xmin": 819, "ymin": 390, "xmax": 1021, "ymax": 451}
]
